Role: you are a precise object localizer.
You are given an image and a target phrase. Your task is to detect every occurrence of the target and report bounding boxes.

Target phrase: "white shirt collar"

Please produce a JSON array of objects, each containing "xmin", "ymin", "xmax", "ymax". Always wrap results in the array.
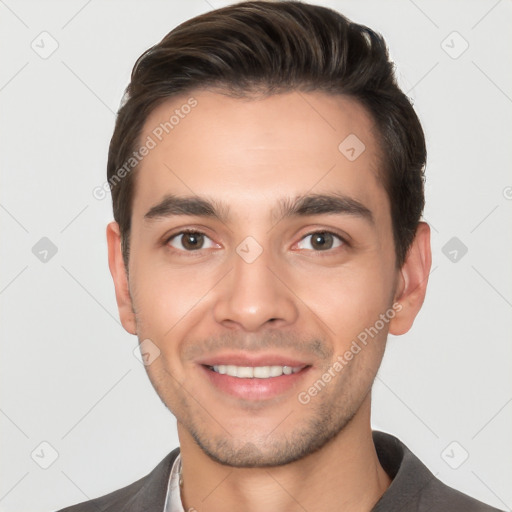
[{"xmin": 163, "ymin": 452, "xmax": 184, "ymax": 512}]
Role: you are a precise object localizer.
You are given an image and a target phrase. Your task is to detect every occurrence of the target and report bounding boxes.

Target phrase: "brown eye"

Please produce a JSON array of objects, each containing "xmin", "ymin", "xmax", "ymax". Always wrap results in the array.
[
  {"xmin": 168, "ymin": 231, "xmax": 215, "ymax": 251},
  {"xmin": 297, "ymin": 231, "xmax": 344, "ymax": 251}
]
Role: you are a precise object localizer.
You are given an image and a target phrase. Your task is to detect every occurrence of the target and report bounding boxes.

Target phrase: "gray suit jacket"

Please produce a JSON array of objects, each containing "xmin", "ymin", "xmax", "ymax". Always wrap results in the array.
[
  {"xmin": 56, "ymin": 432, "xmax": 503, "ymax": 511},
  {"xmin": 57, "ymin": 447, "xmax": 178, "ymax": 512}
]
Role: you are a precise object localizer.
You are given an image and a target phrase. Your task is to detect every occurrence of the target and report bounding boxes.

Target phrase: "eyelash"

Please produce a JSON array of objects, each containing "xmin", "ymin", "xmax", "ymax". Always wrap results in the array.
[
  {"xmin": 296, "ymin": 231, "xmax": 348, "ymax": 252},
  {"xmin": 164, "ymin": 229, "xmax": 349, "ymax": 254}
]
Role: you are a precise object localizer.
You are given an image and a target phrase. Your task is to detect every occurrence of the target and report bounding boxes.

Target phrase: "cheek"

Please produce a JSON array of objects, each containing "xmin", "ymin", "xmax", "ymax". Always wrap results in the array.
[
  {"xmin": 129, "ymin": 259, "xmax": 216, "ymax": 341},
  {"xmin": 293, "ymin": 258, "xmax": 394, "ymax": 343}
]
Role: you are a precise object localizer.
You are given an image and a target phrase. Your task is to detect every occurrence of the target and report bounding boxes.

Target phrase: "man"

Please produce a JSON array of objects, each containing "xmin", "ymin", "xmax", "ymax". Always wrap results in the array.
[{"xmin": 58, "ymin": 1, "xmax": 502, "ymax": 511}]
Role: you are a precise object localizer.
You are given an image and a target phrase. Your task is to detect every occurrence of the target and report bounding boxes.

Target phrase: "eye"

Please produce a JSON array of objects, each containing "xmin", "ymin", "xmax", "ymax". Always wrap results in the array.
[
  {"xmin": 167, "ymin": 230, "xmax": 218, "ymax": 251},
  {"xmin": 296, "ymin": 231, "xmax": 345, "ymax": 251}
]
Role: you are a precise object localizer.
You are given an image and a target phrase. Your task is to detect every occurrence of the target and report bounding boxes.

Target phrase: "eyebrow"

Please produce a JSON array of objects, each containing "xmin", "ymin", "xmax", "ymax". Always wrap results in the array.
[{"xmin": 143, "ymin": 192, "xmax": 374, "ymax": 225}]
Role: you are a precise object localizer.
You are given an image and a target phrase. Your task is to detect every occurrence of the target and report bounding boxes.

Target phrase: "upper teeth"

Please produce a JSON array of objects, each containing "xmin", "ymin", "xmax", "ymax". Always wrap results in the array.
[{"xmin": 212, "ymin": 365, "xmax": 303, "ymax": 378}]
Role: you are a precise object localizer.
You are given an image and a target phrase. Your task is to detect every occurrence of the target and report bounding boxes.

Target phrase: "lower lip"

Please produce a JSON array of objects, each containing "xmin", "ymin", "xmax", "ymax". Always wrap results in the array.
[{"xmin": 200, "ymin": 365, "xmax": 312, "ymax": 401}]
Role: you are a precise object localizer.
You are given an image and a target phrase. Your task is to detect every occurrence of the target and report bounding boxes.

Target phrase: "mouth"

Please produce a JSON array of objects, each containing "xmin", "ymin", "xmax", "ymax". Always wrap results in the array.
[
  {"xmin": 198, "ymin": 356, "xmax": 313, "ymax": 401},
  {"xmin": 206, "ymin": 364, "xmax": 305, "ymax": 378}
]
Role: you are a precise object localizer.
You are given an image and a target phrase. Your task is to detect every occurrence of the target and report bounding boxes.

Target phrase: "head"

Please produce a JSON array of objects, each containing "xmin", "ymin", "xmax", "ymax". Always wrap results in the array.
[{"xmin": 107, "ymin": 1, "xmax": 431, "ymax": 467}]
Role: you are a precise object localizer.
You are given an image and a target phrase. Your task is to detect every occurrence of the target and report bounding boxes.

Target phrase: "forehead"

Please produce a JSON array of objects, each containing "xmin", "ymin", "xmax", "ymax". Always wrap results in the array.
[{"xmin": 132, "ymin": 90, "xmax": 388, "ymax": 223}]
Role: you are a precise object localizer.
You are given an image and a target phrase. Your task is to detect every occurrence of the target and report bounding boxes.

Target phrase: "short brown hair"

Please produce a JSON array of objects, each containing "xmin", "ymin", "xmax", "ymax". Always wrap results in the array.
[{"xmin": 107, "ymin": 0, "xmax": 426, "ymax": 269}]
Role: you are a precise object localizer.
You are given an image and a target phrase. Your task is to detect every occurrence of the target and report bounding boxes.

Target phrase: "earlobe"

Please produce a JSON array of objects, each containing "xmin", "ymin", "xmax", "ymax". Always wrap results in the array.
[
  {"xmin": 106, "ymin": 221, "xmax": 137, "ymax": 335},
  {"xmin": 389, "ymin": 222, "xmax": 432, "ymax": 336}
]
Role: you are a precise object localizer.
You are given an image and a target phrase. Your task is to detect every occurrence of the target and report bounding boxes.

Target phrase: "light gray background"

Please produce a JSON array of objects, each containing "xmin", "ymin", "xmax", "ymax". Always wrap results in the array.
[{"xmin": 1, "ymin": 0, "xmax": 511, "ymax": 511}]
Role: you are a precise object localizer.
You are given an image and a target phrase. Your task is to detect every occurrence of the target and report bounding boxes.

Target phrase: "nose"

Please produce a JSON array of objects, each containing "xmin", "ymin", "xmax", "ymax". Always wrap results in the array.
[{"xmin": 212, "ymin": 242, "xmax": 299, "ymax": 332}]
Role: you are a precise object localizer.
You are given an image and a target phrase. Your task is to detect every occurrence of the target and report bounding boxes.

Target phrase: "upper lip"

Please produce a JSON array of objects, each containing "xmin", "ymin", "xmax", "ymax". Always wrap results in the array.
[{"xmin": 196, "ymin": 352, "xmax": 311, "ymax": 368}]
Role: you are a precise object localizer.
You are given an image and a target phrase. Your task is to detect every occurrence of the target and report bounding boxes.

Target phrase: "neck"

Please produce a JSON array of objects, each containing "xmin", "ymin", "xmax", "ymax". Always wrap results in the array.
[{"xmin": 177, "ymin": 396, "xmax": 391, "ymax": 512}]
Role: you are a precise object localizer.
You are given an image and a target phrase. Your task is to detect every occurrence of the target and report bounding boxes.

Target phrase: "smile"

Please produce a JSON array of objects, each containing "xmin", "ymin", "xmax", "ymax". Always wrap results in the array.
[
  {"xmin": 201, "ymin": 363, "xmax": 312, "ymax": 400},
  {"xmin": 208, "ymin": 364, "xmax": 305, "ymax": 379}
]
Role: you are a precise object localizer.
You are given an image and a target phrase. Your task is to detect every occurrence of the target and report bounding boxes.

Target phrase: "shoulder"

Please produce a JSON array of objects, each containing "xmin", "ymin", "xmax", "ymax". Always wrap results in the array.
[
  {"xmin": 55, "ymin": 448, "xmax": 180, "ymax": 512},
  {"xmin": 372, "ymin": 431, "xmax": 504, "ymax": 512},
  {"xmin": 422, "ymin": 478, "xmax": 505, "ymax": 512}
]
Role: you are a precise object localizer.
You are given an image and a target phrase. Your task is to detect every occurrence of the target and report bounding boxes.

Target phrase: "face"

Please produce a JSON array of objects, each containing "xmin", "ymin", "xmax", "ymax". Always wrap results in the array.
[{"xmin": 108, "ymin": 90, "xmax": 429, "ymax": 467}]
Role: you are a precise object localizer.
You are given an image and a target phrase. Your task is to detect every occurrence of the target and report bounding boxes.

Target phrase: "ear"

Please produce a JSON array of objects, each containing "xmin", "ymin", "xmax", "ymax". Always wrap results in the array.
[
  {"xmin": 106, "ymin": 221, "xmax": 137, "ymax": 335},
  {"xmin": 389, "ymin": 221, "xmax": 432, "ymax": 335}
]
